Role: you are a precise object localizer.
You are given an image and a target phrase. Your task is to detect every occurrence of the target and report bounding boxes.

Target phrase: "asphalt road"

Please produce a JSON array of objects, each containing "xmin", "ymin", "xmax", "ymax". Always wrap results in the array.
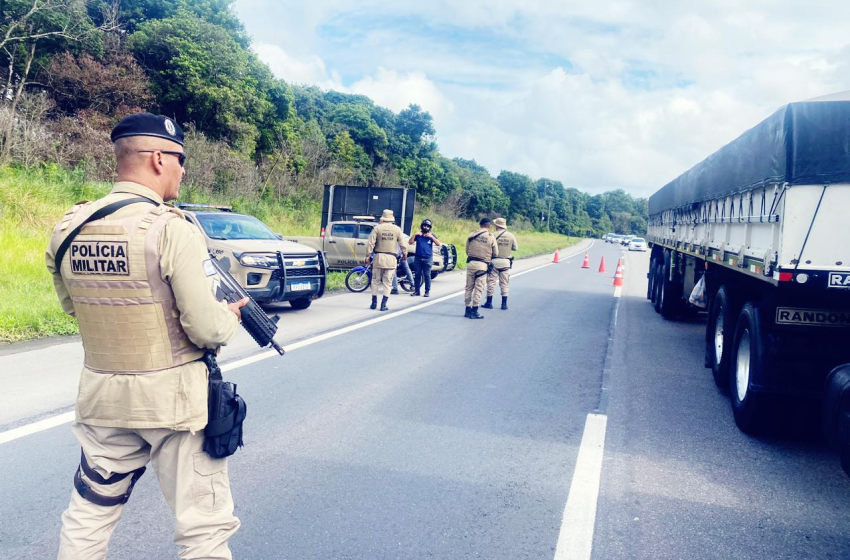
[{"xmin": 1, "ymin": 241, "xmax": 848, "ymax": 560}]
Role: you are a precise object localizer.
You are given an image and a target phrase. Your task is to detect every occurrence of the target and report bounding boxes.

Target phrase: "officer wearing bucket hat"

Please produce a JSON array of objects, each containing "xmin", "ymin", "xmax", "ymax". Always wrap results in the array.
[
  {"xmin": 47, "ymin": 113, "xmax": 246, "ymax": 559},
  {"xmin": 482, "ymin": 217, "xmax": 517, "ymax": 310},
  {"xmin": 366, "ymin": 208, "xmax": 407, "ymax": 311}
]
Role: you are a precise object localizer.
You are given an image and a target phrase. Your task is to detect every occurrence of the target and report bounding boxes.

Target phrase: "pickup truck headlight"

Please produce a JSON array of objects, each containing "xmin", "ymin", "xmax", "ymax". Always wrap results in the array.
[{"xmin": 239, "ymin": 253, "xmax": 278, "ymax": 268}]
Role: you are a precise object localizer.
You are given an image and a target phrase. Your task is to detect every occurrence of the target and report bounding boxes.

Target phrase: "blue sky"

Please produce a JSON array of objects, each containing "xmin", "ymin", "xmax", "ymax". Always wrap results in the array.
[{"xmin": 234, "ymin": 0, "xmax": 850, "ymax": 197}]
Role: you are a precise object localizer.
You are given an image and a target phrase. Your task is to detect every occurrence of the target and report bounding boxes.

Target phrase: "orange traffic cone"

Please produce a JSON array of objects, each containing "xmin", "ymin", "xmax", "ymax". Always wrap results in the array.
[
  {"xmin": 553, "ymin": 249, "xmax": 560, "ymax": 263},
  {"xmin": 581, "ymin": 252, "xmax": 590, "ymax": 268},
  {"xmin": 613, "ymin": 259, "xmax": 625, "ymax": 287},
  {"xmin": 598, "ymin": 256, "xmax": 606, "ymax": 273}
]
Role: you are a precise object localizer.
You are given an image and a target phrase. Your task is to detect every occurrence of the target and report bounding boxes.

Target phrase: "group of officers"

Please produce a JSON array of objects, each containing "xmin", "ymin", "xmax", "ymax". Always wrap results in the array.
[
  {"xmin": 365, "ymin": 213, "xmax": 518, "ymax": 319},
  {"xmin": 43, "ymin": 112, "xmax": 521, "ymax": 559}
]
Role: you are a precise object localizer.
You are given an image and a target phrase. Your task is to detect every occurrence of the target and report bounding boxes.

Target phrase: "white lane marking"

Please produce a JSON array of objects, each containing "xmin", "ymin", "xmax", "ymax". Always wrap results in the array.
[
  {"xmin": 0, "ymin": 411, "xmax": 75, "ymax": 445},
  {"xmin": 613, "ymin": 287, "xmax": 622, "ymax": 298},
  {"xmin": 0, "ymin": 243, "xmax": 592, "ymax": 445},
  {"xmin": 553, "ymin": 413, "xmax": 609, "ymax": 560}
]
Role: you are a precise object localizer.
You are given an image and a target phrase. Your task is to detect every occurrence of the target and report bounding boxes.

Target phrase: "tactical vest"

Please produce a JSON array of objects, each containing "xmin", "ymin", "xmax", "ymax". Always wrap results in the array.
[
  {"xmin": 374, "ymin": 223, "xmax": 401, "ymax": 254},
  {"xmin": 466, "ymin": 230, "xmax": 494, "ymax": 264},
  {"xmin": 495, "ymin": 230, "xmax": 515, "ymax": 259},
  {"xmin": 53, "ymin": 202, "xmax": 205, "ymax": 374}
]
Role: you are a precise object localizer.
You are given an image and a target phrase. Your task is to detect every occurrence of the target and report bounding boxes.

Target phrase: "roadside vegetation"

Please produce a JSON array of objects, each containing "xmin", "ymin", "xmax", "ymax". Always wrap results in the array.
[{"xmin": 0, "ymin": 167, "xmax": 573, "ymax": 343}]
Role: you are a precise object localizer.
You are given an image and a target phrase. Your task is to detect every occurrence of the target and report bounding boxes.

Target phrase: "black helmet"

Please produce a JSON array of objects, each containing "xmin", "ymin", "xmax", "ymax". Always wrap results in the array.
[{"xmin": 421, "ymin": 219, "xmax": 433, "ymax": 229}]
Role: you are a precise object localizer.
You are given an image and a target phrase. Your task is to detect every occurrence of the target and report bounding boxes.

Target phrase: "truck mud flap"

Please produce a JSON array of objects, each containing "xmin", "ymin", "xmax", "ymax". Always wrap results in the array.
[{"xmin": 441, "ymin": 244, "xmax": 458, "ymax": 272}]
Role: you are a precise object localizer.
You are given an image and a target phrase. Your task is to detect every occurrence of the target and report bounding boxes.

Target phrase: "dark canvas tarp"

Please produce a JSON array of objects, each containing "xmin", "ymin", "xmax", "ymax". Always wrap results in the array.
[{"xmin": 648, "ymin": 97, "xmax": 850, "ymax": 215}]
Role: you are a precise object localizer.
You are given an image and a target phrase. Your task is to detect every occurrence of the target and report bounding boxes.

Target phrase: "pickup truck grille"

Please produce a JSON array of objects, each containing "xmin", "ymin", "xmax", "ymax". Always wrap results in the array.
[
  {"xmin": 274, "ymin": 268, "xmax": 319, "ymax": 279},
  {"xmin": 271, "ymin": 253, "xmax": 323, "ymax": 281}
]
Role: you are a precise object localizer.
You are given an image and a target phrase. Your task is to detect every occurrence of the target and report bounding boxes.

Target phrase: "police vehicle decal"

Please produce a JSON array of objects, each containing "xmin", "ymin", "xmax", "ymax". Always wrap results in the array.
[
  {"xmin": 776, "ymin": 307, "xmax": 850, "ymax": 327},
  {"xmin": 69, "ymin": 241, "xmax": 129, "ymax": 275},
  {"xmin": 828, "ymin": 271, "xmax": 850, "ymax": 289}
]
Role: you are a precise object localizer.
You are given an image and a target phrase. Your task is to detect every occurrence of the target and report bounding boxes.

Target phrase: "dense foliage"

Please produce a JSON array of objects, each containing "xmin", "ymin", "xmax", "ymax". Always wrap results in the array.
[{"xmin": 0, "ymin": 0, "xmax": 647, "ymax": 236}]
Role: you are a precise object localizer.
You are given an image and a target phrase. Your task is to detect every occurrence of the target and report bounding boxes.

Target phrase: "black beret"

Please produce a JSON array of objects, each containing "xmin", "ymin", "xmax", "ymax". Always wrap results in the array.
[
  {"xmin": 479, "ymin": 217, "xmax": 492, "ymax": 226},
  {"xmin": 110, "ymin": 113, "xmax": 184, "ymax": 146}
]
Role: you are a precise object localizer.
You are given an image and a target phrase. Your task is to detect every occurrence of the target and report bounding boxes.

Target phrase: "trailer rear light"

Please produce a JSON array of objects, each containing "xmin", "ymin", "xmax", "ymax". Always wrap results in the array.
[
  {"xmin": 778, "ymin": 272, "xmax": 793, "ymax": 282},
  {"xmin": 320, "ymin": 227, "xmax": 325, "ymax": 238},
  {"xmin": 796, "ymin": 273, "xmax": 809, "ymax": 284}
]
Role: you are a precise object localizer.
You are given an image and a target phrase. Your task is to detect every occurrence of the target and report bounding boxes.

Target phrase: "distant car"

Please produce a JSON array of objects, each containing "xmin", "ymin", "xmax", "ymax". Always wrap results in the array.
[
  {"xmin": 604, "ymin": 233, "xmax": 615, "ymax": 242},
  {"xmin": 620, "ymin": 235, "xmax": 637, "ymax": 246},
  {"xmin": 628, "ymin": 237, "xmax": 647, "ymax": 251},
  {"xmin": 607, "ymin": 234, "xmax": 622, "ymax": 244}
]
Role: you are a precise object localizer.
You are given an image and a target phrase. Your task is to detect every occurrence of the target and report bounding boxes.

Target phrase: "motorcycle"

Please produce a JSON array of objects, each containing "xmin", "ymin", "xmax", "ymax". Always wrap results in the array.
[{"xmin": 345, "ymin": 259, "xmax": 414, "ymax": 293}]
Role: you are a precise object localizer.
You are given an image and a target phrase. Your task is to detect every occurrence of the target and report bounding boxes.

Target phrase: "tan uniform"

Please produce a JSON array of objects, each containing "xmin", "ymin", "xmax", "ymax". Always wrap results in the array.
[
  {"xmin": 465, "ymin": 228, "xmax": 497, "ymax": 307},
  {"xmin": 367, "ymin": 221, "xmax": 406, "ymax": 297},
  {"xmin": 46, "ymin": 182, "xmax": 240, "ymax": 560},
  {"xmin": 488, "ymin": 229, "xmax": 518, "ymax": 297}
]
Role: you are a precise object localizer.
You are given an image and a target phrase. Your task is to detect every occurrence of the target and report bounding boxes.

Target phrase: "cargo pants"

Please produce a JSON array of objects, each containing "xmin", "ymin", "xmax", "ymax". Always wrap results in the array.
[
  {"xmin": 371, "ymin": 267, "xmax": 395, "ymax": 297},
  {"xmin": 464, "ymin": 265, "xmax": 488, "ymax": 307},
  {"xmin": 487, "ymin": 266, "xmax": 511, "ymax": 297},
  {"xmin": 58, "ymin": 423, "xmax": 239, "ymax": 560}
]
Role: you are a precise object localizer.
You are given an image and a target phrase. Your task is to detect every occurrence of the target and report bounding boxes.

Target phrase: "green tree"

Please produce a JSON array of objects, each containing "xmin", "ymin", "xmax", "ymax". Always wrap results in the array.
[{"xmin": 129, "ymin": 11, "xmax": 286, "ymax": 155}]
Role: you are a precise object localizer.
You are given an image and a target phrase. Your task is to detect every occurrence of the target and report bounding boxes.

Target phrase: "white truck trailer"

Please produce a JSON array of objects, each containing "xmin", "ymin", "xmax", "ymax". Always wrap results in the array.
[{"xmin": 646, "ymin": 94, "xmax": 850, "ymax": 442}]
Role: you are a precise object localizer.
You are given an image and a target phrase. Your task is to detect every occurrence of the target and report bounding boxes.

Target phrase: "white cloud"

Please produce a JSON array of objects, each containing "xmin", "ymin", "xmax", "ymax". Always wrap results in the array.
[
  {"xmin": 253, "ymin": 44, "xmax": 344, "ymax": 90},
  {"xmin": 237, "ymin": 0, "xmax": 850, "ymax": 197},
  {"xmin": 350, "ymin": 68, "xmax": 454, "ymax": 123}
]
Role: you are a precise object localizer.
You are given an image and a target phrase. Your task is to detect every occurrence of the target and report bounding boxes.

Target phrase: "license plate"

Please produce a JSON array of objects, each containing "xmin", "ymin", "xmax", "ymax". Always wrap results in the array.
[
  {"xmin": 828, "ymin": 272, "xmax": 850, "ymax": 289},
  {"xmin": 776, "ymin": 307, "xmax": 850, "ymax": 327},
  {"xmin": 290, "ymin": 281, "xmax": 311, "ymax": 292}
]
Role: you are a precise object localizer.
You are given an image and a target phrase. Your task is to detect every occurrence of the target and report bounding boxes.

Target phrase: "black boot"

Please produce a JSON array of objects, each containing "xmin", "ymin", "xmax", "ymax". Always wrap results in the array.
[
  {"xmin": 380, "ymin": 296, "xmax": 389, "ymax": 311},
  {"xmin": 501, "ymin": 296, "xmax": 508, "ymax": 310},
  {"xmin": 391, "ymin": 288, "xmax": 399, "ymax": 295},
  {"xmin": 482, "ymin": 295, "xmax": 493, "ymax": 309},
  {"xmin": 468, "ymin": 306, "xmax": 485, "ymax": 319},
  {"xmin": 464, "ymin": 306, "xmax": 472, "ymax": 318},
  {"xmin": 411, "ymin": 290, "xmax": 420, "ymax": 297},
  {"xmin": 370, "ymin": 296, "xmax": 377, "ymax": 310},
  {"xmin": 424, "ymin": 291, "xmax": 430, "ymax": 297}
]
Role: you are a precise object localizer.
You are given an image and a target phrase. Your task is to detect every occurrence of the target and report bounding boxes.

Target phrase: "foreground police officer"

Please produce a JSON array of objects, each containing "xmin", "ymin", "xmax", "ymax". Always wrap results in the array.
[
  {"xmin": 482, "ymin": 217, "xmax": 518, "ymax": 310},
  {"xmin": 46, "ymin": 113, "xmax": 247, "ymax": 560},
  {"xmin": 366, "ymin": 209, "xmax": 407, "ymax": 311},
  {"xmin": 464, "ymin": 217, "xmax": 498, "ymax": 319}
]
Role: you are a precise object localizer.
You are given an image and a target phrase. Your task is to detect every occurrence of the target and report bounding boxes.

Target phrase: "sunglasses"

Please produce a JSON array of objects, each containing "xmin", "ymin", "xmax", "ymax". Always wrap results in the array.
[{"xmin": 138, "ymin": 150, "xmax": 187, "ymax": 167}]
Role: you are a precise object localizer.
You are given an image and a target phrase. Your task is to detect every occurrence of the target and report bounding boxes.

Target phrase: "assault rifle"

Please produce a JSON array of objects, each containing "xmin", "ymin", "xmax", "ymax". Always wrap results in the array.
[{"xmin": 208, "ymin": 255, "xmax": 285, "ymax": 355}]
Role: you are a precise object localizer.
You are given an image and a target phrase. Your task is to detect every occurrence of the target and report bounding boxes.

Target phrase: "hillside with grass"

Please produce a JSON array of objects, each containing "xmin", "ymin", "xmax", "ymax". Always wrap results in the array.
[{"xmin": 0, "ymin": 167, "xmax": 575, "ymax": 343}]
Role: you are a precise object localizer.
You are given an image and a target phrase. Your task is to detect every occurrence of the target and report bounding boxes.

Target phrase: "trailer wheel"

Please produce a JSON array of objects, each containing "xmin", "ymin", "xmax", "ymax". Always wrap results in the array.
[
  {"xmin": 647, "ymin": 258, "xmax": 657, "ymax": 301},
  {"xmin": 654, "ymin": 251, "xmax": 681, "ymax": 318},
  {"xmin": 707, "ymin": 286, "xmax": 736, "ymax": 391},
  {"xmin": 652, "ymin": 264, "xmax": 664, "ymax": 313},
  {"xmin": 729, "ymin": 303, "xmax": 776, "ymax": 435}
]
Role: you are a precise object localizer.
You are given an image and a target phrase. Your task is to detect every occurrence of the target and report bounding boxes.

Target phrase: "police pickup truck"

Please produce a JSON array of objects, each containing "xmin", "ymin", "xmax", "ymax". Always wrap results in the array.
[
  {"xmin": 285, "ymin": 216, "xmax": 457, "ymax": 277},
  {"xmin": 177, "ymin": 204, "xmax": 327, "ymax": 309}
]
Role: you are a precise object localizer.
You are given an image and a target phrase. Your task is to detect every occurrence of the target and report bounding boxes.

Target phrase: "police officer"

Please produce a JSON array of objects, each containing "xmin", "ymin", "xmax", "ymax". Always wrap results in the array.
[
  {"xmin": 482, "ymin": 217, "xmax": 518, "ymax": 310},
  {"xmin": 46, "ymin": 113, "xmax": 246, "ymax": 560},
  {"xmin": 409, "ymin": 218, "xmax": 441, "ymax": 297},
  {"xmin": 366, "ymin": 209, "xmax": 407, "ymax": 311},
  {"xmin": 464, "ymin": 217, "xmax": 498, "ymax": 319}
]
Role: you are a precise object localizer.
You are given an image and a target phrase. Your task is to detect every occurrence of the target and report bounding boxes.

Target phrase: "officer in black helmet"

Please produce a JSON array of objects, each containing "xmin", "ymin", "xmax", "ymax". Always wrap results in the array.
[{"xmin": 409, "ymin": 218, "xmax": 441, "ymax": 297}]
